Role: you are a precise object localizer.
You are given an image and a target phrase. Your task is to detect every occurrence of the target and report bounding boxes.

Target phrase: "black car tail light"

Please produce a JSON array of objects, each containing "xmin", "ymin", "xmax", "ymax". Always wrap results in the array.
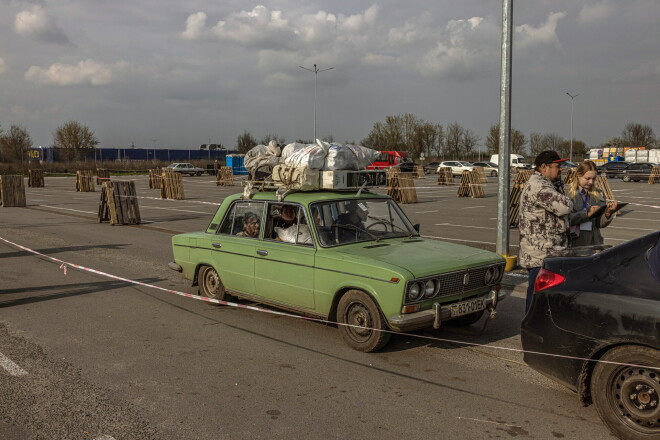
[{"xmin": 534, "ymin": 269, "xmax": 566, "ymax": 292}]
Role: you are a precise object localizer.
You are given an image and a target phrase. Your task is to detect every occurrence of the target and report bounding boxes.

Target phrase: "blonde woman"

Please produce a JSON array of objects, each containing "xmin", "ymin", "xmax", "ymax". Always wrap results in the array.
[{"xmin": 567, "ymin": 161, "xmax": 618, "ymax": 247}]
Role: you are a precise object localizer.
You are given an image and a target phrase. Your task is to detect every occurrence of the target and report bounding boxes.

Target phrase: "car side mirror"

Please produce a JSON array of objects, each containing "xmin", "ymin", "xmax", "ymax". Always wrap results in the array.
[{"xmin": 413, "ymin": 224, "xmax": 420, "ymax": 233}]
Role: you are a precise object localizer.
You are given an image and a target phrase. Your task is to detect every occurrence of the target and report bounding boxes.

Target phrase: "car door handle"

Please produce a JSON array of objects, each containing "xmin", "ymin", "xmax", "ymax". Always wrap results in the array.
[
  {"xmin": 212, "ymin": 243, "xmax": 222, "ymax": 248},
  {"xmin": 256, "ymin": 250, "xmax": 268, "ymax": 256}
]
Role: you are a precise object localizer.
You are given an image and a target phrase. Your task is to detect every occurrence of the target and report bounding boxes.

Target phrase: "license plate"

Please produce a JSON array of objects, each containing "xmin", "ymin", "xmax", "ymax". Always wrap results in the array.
[{"xmin": 450, "ymin": 298, "xmax": 486, "ymax": 317}]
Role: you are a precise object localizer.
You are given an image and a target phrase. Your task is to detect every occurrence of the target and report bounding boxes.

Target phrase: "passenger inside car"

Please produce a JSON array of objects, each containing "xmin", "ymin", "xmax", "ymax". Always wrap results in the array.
[{"xmin": 235, "ymin": 212, "xmax": 260, "ymax": 238}]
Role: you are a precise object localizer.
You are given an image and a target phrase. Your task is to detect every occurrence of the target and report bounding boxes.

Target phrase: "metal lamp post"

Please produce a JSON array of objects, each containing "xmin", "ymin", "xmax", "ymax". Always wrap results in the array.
[
  {"xmin": 566, "ymin": 92, "xmax": 579, "ymax": 162},
  {"xmin": 299, "ymin": 64, "xmax": 334, "ymax": 141}
]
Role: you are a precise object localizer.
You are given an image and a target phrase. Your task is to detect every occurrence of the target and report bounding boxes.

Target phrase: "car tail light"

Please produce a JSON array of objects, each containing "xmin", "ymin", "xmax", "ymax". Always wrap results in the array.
[{"xmin": 534, "ymin": 269, "xmax": 566, "ymax": 292}]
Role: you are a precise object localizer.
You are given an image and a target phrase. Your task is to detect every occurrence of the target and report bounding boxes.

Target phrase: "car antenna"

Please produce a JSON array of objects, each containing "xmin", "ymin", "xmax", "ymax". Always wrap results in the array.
[{"xmin": 356, "ymin": 181, "xmax": 368, "ymax": 197}]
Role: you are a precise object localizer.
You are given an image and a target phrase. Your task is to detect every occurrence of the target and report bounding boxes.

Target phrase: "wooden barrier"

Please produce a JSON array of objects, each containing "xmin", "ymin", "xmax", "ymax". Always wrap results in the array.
[
  {"xmin": 161, "ymin": 169, "xmax": 185, "ymax": 200},
  {"xmin": 649, "ymin": 166, "xmax": 660, "ymax": 184},
  {"xmin": 562, "ymin": 168, "xmax": 577, "ymax": 187},
  {"xmin": 28, "ymin": 169, "xmax": 45, "ymax": 188},
  {"xmin": 508, "ymin": 170, "xmax": 533, "ymax": 227},
  {"xmin": 457, "ymin": 170, "xmax": 485, "ymax": 198},
  {"xmin": 96, "ymin": 168, "xmax": 110, "ymax": 185},
  {"xmin": 216, "ymin": 166, "xmax": 234, "ymax": 186},
  {"xmin": 437, "ymin": 167, "xmax": 454, "ymax": 186},
  {"xmin": 98, "ymin": 181, "xmax": 141, "ymax": 225},
  {"xmin": 0, "ymin": 175, "xmax": 27, "ymax": 207},
  {"xmin": 387, "ymin": 171, "xmax": 418, "ymax": 204},
  {"xmin": 148, "ymin": 169, "xmax": 163, "ymax": 189},
  {"xmin": 413, "ymin": 165, "xmax": 425, "ymax": 178},
  {"xmin": 472, "ymin": 166, "xmax": 487, "ymax": 184},
  {"xmin": 76, "ymin": 170, "xmax": 95, "ymax": 192}
]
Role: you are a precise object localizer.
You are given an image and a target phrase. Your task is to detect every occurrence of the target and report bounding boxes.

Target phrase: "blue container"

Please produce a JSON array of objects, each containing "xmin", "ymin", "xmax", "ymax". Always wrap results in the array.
[{"xmin": 227, "ymin": 154, "xmax": 248, "ymax": 175}]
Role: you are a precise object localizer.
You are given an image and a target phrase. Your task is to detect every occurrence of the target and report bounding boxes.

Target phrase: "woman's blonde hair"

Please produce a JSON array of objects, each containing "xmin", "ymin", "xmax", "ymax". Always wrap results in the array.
[{"xmin": 568, "ymin": 160, "xmax": 599, "ymax": 199}]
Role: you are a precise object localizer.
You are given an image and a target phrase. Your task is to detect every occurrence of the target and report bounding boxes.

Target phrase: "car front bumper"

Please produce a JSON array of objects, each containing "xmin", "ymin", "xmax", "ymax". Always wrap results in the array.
[{"xmin": 388, "ymin": 288, "xmax": 507, "ymax": 332}]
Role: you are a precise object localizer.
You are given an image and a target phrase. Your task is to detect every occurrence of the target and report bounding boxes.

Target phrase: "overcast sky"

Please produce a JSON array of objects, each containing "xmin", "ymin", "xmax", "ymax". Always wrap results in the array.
[{"xmin": 0, "ymin": 0, "xmax": 658, "ymax": 152}]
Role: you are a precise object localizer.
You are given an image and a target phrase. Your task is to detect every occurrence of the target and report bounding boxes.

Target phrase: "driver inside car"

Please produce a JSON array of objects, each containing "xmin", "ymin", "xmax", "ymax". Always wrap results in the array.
[{"xmin": 333, "ymin": 201, "xmax": 370, "ymax": 243}]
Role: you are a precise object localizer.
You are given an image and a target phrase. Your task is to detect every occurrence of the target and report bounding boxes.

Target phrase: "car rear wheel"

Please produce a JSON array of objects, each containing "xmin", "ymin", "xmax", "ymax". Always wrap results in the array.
[
  {"xmin": 337, "ymin": 290, "xmax": 391, "ymax": 352},
  {"xmin": 490, "ymin": 171, "xmax": 497, "ymax": 177},
  {"xmin": 198, "ymin": 265, "xmax": 230, "ymax": 305},
  {"xmin": 196, "ymin": 171, "xmax": 202, "ymax": 176},
  {"xmin": 622, "ymin": 175, "xmax": 632, "ymax": 182},
  {"xmin": 591, "ymin": 346, "xmax": 660, "ymax": 440}
]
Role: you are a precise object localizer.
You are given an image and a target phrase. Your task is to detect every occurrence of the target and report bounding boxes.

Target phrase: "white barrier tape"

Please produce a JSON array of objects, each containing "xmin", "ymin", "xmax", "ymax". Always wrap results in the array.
[{"xmin": 0, "ymin": 235, "xmax": 657, "ymax": 370}]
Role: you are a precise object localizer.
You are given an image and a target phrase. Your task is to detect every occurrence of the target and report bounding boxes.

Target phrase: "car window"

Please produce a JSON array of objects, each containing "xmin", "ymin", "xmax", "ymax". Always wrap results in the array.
[
  {"xmin": 311, "ymin": 198, "xmax": 415, "ymax": 247},
  {"xmin": 263, "ymin": 203, "xmax": 313, "ymax": 246},
  {"xmin": 218, "ymin": 201, "xmax": 265, "ymax": 238}
]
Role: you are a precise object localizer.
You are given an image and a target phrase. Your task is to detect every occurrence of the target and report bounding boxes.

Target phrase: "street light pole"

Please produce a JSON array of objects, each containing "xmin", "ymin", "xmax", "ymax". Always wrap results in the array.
[
  {"xmin": 566, "ymin": 92, "xmax": 579, "ymax": 162},
  {"xmin": 299, "ymin": 64, "xmax": 334, "ymax": 141}
]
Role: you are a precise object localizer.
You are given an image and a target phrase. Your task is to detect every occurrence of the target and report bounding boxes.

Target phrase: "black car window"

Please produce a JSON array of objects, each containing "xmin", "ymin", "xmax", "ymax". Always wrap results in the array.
[
  {"xmin": 218, "ymin": 201, "xmax": 264, "ymax": 238},
  {"xmin": 264, "ymin": 203, "xmax": 313, "ymax": 246}
]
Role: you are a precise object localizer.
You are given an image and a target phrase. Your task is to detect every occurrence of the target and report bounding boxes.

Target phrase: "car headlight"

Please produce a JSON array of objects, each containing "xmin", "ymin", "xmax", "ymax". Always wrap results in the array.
[
  {"xmin": 424, "ymin": 279, "xmax": 438, "ymax": 298},
  {"xmin": 484, "ymin": 267, "xmax": 494, "ymax": 285},
  {"xmin": 407, "ymin": 282, "xmax": 423, "ymax": 302},
  {"xmin": 493, "ymin": 265, "xmax": 502, "ymax": 283}
]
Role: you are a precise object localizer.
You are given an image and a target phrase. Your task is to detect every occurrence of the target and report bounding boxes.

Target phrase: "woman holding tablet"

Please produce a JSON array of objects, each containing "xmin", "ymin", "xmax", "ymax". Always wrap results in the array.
[{"xmin": 567, "ymin": 160, "xmax": 619, "ymax": 247}]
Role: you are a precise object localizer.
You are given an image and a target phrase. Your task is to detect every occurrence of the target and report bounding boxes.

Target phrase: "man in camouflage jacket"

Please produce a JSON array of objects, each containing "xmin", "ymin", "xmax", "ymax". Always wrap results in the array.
[{"xmin": 519, "ymin": 150, "xmax": 573, "ymax": 312}]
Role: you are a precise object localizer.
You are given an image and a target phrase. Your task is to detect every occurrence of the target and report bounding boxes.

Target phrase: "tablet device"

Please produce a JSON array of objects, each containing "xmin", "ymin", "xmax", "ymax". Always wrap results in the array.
[{"xmin": 588, "ymin": 205, "xmax": 607, "ymax": 219}]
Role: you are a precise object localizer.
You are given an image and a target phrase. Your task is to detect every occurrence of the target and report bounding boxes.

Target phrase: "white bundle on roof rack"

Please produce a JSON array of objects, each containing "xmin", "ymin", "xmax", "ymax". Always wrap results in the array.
[
  {"xmin": 272, "ymin": 164, "xmax": 320, "ymax": 191},
  {"xmin": 244, "ymin": 141, "xmax": 281, "ymax": 175},
  {"xmin": 282, "ymin": 140, "xmax": 328, "ymax": 170},
  {"xmin": 323, "ymin": 143, "xmax": 380, "ymax": 171}
]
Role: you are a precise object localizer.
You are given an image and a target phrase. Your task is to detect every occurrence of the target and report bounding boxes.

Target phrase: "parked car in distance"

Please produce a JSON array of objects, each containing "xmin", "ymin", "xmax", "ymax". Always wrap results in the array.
[
  {"xmin": 472, "ymin": 161, "xmax": 499, "ymax": 177},
  {"xmin": 597, "ymin": 161, "xmax": 629, "ymax": 178},
  {"xmin": 423, "ymin": 161, "xmax": 442, "ymax": 174},
  {"xmin": 521, "ymin": 231, "xmax": 660, "ymax": 440},
  {"xmin": 170, "ymin": 190, "xmax": 507, "ymax": 352},
  {"xmin": 560, "ymin": 160, "xmax": 578, "ymax": 169},
  {"xmin": 620, "ymin": 162, "xmax": 655, "ymax": 182},
  {"xmin": 436, "ymin": 161, "xmax": 475, "ymax": 176},
  {"xmin": 397, "ymin": 158, "xmax": 419, "ymax": 173},
  {"xmin": 166, "ymin": 163, "xmax": 205, "ymax": 176}
]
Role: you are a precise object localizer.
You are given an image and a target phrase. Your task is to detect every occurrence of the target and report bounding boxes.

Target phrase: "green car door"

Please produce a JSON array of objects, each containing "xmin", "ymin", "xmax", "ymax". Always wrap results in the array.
[
  {"xmin": 253, "ymin": 202, "xmax": 315, "ymax": 310},
  {"xmin": 199, "ymin": 200, "xmax": 265, "ymax": 295}
]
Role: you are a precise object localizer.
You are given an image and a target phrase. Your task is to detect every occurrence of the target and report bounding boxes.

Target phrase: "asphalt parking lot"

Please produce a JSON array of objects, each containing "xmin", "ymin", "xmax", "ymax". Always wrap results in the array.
[{"xmin": 1, "ymin": 172, "xmax": 658, "ymax": 439}]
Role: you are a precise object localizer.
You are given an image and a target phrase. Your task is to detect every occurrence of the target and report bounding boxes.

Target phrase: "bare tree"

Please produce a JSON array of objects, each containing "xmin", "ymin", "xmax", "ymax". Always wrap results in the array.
[
  {"xmin": 461, "ymin": 128, "xmax": 480, "ymax": 157},
  {"xmin": 560, "ymin": 140, "xmax": 586, "ymax": 160},
  {"xmin": 260, "ymin": 133, "xmax": 287, "ymax": 146},
  {"xmin": 0, "ymin": 124, "xmax": 32, "ymax": 162},
  {"xmin": 621, "ymin": 122, "xmax": 655, "ymax": 148},
  {"xmin": 529, "ymin": 132, "xmax": 545, "ymax": 157},
  {"xmin": 445, "ymin": 122, "xmax": 463, "ymax": 158},
  {"xmin": 236, "ymin": 130, "xmax": 258, "ymax": 153},
  {"xmin": 485, "ymin": 124, "xmax": 527, "ymax": 155},
  {"xmin": 52, "ymin": 120, "xmax": 98, "ymax": 160}
]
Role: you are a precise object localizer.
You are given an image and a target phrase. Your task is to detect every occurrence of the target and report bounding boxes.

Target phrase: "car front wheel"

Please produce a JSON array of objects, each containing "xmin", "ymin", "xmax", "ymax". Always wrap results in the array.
[
  {"xmin": 622, "ymin": 175, "xmax": 632, "ymax": 182},
  {"xmin": 490, "ymin": 171, "xmax": 497, "ymax": 177},
  {"xmin": 337, "ymin": 290, "xmax": 391, "ymax": 352},
  {"xmin": 198, "ymin": 265, "xmax": 230, "ymax": 304},
  {"xmin": 591, "ymin": 345, "xmax": 660, "ymax": 440},
  {"xmin": 196, "ymin": 171, "xmax": 202, "ymax": 176}
]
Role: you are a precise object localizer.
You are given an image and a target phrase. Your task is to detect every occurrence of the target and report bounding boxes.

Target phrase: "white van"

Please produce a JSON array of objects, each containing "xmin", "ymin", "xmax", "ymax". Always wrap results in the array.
[{"xmin": 490, "ymin": 154, "xmax": 531, "ymax": 169}]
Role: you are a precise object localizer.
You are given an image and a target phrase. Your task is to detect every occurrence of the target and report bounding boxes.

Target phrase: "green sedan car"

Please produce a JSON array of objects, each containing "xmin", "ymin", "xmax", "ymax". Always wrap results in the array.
[{"xmin": 170, "ymin": 190, "xmax": 506, "ymax": 352}]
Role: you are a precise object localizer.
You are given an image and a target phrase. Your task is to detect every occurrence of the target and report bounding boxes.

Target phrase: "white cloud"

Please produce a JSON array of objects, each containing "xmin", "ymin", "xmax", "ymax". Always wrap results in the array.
[
  {"xmin": 0, "ymin": 57, "xmax": 6, "ymax": 75},
  {"xmin": 24, "ymin": 59, "xmax": 129, "ymax": 85},
  {"xmin": 578, "ymin": 2, "xmax": 614, "ymax": 25},
  {"xmin": 14, "ymin": 5, "xmax": 71, "ymax": 45},
  {"xmin": 211, "ymin": 5, "xmax": 295, "ymax": 48},
  {"xmin": 181, "ymin": 12, "xmax": 207, "ymax": 40},
  {"xmin": 515, "ymin": 12, "xmax": 566, "ymax": 50}
]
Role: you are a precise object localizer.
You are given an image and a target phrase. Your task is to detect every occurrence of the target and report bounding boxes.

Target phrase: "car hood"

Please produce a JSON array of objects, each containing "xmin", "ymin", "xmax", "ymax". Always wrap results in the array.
[{"xmin": 333, "ymin": 238, "xmax": 503, "ymax": 278}]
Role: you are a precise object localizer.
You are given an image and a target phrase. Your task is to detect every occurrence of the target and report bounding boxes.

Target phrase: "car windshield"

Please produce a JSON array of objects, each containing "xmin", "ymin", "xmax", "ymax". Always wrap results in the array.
[{"xmin": 311, "ymin": 198, "xmax": 416, "ymax": 246}]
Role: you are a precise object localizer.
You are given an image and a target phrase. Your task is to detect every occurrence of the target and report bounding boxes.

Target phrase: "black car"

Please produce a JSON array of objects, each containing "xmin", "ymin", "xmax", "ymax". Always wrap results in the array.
[
  {"xmin": 597, "ymin": 161, "xmax": 630, "ymax": 178},
  {"xmin": 472, "ymin": 161, "xmax": 499, "ymax": 176},
  {"xmin": 423, "ymin": 161, "xmax": 441, "ymax": 174},
  {"xmin": 620, "ymin": 163, "xmax": 656, "ymax": 182},
  {"xmin": 521, "ymin": 232, "xmax": 660, "ymax": 440}
]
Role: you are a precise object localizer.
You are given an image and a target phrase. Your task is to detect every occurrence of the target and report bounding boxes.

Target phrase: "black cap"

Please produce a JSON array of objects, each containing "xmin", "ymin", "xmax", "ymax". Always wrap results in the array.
[{"xmin": 534, "ymin": 150, "xmax": 568, "ymax": 166}]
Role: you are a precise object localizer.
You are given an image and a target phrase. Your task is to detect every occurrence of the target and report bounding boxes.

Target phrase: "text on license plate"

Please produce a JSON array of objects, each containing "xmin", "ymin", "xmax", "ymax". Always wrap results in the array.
[{"xmin": 450, "ymin": 298, "xmax": 486, "ymax": 317}]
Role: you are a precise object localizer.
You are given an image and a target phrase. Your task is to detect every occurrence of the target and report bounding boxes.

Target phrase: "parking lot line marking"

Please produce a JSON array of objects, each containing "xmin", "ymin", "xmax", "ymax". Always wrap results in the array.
[
  {"xmin": 415, "ymin": 210, "xmax": 439, "ymax": 214},
  {"xmin": 139, "ymin": 206, "xmax": 214, "ymax": 215},
  {"xmin": 434, "ymin": 223, "xmax": 495, "ymax": 230},
  {"xmin": 0, "ymin": 351, "xmax": 28, "ymax": 376},
  {"xmin": 456, "ymin": 417, "xmax": 521, "ymax": 428},
  {"xmin": 39, "ymin": 205, "xmax": 97, "ymax": 214},
  {"xmin": 422, "ymin": 235, "xmax": 519, "ymax": 247},
  {"xmin": 93, "ymin": 436, "xmax": 116, "ymax": 440},
  {"xmin": 463, "ymin": 206, "xmax": 485, "ymax": 209},
  {"xmin": 608, "ymin": 226, "xmax": 659, "ymax": 232}
]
